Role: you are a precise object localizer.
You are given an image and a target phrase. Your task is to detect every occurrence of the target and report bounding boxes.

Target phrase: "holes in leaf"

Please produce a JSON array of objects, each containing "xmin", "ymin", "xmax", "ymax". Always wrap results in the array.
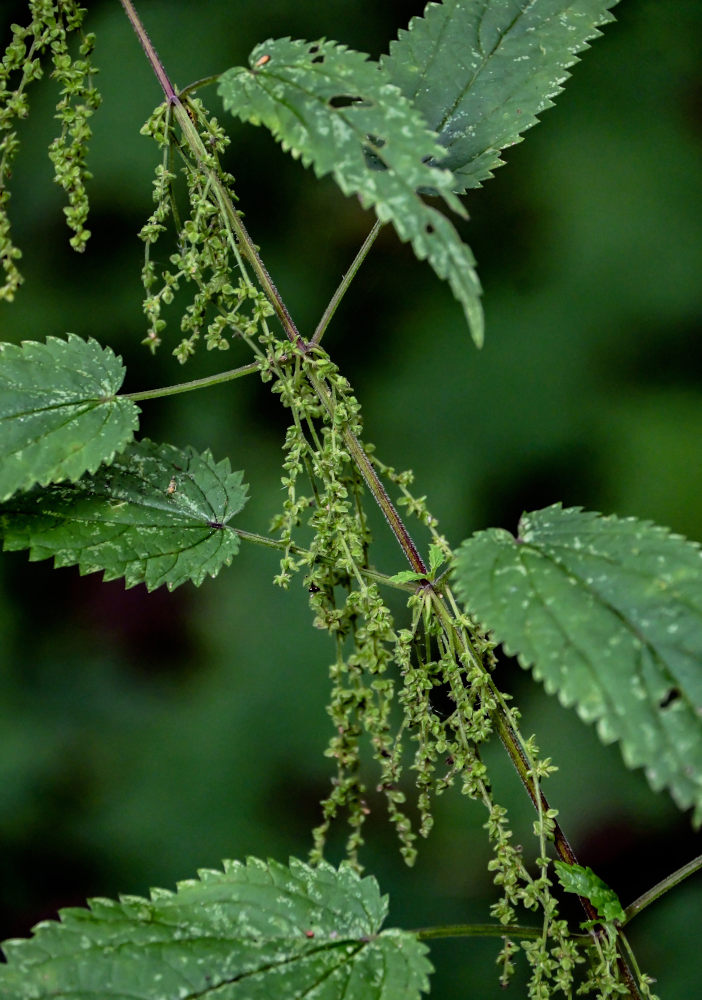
[
  {"xmin": 309, "ymin": 46, "xmax": 324, "ymax": 64},
  {"xmin": 425, "ymin": 223, "xmax": 435, "ymax": 235},
  {"xmin": 328, "ymin": 95, "xmax": 362, "ymax": 109},
  {"xmin": 659, "ymin": 687, "xmax": 681, "ymax": 709},
  {"xmin": 362, "ymin": 142, "xmax": 387, "ymax": 172}
]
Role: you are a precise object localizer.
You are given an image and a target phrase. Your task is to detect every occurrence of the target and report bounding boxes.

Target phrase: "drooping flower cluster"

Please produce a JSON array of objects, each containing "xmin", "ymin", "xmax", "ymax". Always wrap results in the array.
[
  {"xmin": 139, "ymin": 97, "xmax": 273, "ymax": 360},
  {"xmin": 0, "ymin": 0, "xmax": 101, "ymax": 300}
]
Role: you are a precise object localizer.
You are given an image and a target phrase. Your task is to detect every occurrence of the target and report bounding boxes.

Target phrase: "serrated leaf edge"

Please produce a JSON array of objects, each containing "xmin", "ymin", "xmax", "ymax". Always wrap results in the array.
[
  {"xmin": 384, "ymin": 1, "xmax": 621, "ymax": 192},
  {"xmin": 0, "ymin": 333, "xmax": 139, "ymax": 500},
  {"xmin": 453, "ymin": 504, "xmax": 702, "ymax": 817}
]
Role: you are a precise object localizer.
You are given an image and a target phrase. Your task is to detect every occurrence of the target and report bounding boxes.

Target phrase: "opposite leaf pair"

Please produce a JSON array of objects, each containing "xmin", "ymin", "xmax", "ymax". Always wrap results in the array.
[
  {"xmin": 2, "ymin": 334, "xmax": 702, "ymax": 829},
  {"xmin": 218, "ymin": 0, "xmax": 622, "ymax": 348},
  {"xmin": 0, "ymin": 335, "xmax": 247, "ymax": 591}
]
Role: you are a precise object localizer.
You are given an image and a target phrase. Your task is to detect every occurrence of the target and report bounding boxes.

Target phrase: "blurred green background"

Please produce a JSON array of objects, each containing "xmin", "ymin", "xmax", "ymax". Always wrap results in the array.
[{"xmin": 1, "ymin": 0, "xmax": 701, "ymax": 995}]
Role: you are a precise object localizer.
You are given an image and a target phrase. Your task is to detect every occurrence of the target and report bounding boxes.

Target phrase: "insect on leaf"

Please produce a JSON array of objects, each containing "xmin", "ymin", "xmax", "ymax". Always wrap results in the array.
[
  {"xmin": 0, "ymin": 335, "xmax": 139, "ymax": 501},
  {"xmin": 0, "ymin": 439, "xmax": 248, "ymax": 591},
  {"xmin": 453, "ymin": 505, "xmax": 702, "ymax": 824},
  {"xmin": 218, "ymin": 37, "xmax": 484, "ymax": 346},
  {"xmin": 384, "ymin": 0, "xmax": 621, "ymax": 193},
  {"xmin": 0, "ymin": 857, "xmax": 432, "ymax": 1000}
]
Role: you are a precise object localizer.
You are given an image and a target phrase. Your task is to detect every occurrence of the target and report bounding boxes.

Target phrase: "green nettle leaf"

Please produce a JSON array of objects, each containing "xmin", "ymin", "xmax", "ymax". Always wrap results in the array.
[
  {"xmin": 0, "ymin": 858, "xmax": 432, "ymax": 1000},
  {"xmin": 388, "ymin": 569, "xmax": 428, "ymax": 585},
  {"xmin": 0, "ymin": 335, "xmax": 139, "ymax": 501},
  {"xmin": 383, "ymin": 0, "xmax": 621, "ymax": 192},
  {"xmin": 218, "ymin": 37, "xmax": 484, "ymax": 346},
  {"xmin": 453, "ymin": 505, "xmax": 702, "ymax": 823},
  {"xmin": 0, "ymin": 439, "xmax": 248, "ymax": 591},
  {"xmin": 554, "ymin": 861, "xmax": 626, "ymax": 925}
]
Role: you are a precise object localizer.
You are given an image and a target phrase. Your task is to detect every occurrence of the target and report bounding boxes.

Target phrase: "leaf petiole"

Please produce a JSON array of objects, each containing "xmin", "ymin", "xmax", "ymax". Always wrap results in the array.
[
  {"xmin": 623, "ymin": 853, "xmax": 702, "ymax": 926},
  {"xmin": 413, "ymin": 922, "xmax": 590, "ymax": 943},
  {"xmin": 177, "ymin": 74, "xmax": 223, "ymax": 100},
  {"xmin": 234, "ymin": 528, "xmax": 415, "ymax": 592},
  {"xmin": 310, "ymin": 218, "xmax": 383, "ymax": 347},
  {"xmin": 121, "ymin": 361, "xmax": 260, "ymax": 402}
]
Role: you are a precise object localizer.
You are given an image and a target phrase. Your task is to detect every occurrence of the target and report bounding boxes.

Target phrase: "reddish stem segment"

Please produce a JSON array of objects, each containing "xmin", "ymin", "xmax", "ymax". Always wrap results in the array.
[
  {"xmin": 118, "ymin": 0, "xmax": 177, "ymax": 102},
  {"xmin": 117, "ymin": 6, "xmax": 641, "ymax": 993}
]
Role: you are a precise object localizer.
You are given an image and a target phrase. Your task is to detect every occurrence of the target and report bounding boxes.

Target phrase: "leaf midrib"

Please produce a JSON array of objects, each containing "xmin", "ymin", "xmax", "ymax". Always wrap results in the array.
[{"xmin": 435, "ymin": 0, "xmax": 539, "ymax": 136}]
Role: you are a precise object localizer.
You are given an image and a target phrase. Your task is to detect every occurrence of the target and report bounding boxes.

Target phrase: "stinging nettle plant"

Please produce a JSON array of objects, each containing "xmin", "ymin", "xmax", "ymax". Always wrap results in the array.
[{"xmin": 0, "ymin": 1, "xmax": 700, "ymax": 997}]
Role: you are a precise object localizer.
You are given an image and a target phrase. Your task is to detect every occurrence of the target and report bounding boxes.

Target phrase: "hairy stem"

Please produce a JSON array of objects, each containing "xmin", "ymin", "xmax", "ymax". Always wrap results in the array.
[
  {"xmin": 306, "ymin": 368, "xmax": 428, "ymax": 575},
  {"xmin": 120, "ymin": 0, "xmax": 428, "ymax": 578},
  {"xmin": 413, "ymin": 923, "xmax": 588, "ymax": 942},
  {"xmin": 121, "ymin": 7, "xmax": 643, "ymax": 993},
  {"xmin": 429, "ymin": 590, "xmax": 581, "ymax": 865},
  {"xmin": 624, "ymin": 852, "xmax": 702, "ymax": 925},
  {"xmin": 428, "ymin": 586, "xmax": 642, "ymax": 998},
  {"xmin": 121, "ymin": 361, "xmax": 260, "ymax": 402},
  {"xmin": 234, "ymin": 527, "xmax": 413, "ymax": 592},
  {"xmin": 119, "ymin": 0, "xmax": 300, "ymax": 348},
  {"xmin": 311, "ymin": 219, "xmax": 383, "ymax": 347},
  {"xmin": 118, "ymin": 0, "xmax": 176, "ymax": 102}
]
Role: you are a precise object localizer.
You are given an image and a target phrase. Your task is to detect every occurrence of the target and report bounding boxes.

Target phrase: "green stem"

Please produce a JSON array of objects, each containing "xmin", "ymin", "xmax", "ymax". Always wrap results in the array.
[
  {"xmin": 118, "ymin": 0, "xmax": 301, "ymax": 349},
  {"xmin": 439, "ymin": 583, "xmax": 564, "ymax": 872},
  {"xmin": 427, "ymin": 586, "xmax": 643, "ymax": 998},
  {"xmin": 178, "ymin": 74, "xmax": 222, "ymax": 99},
  {"xmin": 310, "ymin": 219, "xmax": 383, "ymax": 347},
  {"xmin": 120, "ymin": 0, "xmax": 427, "ymax": 578},
  {"xmin": 483, "ymin": 685, "xmax": 646, "ymax": 991},
  {"xmin": 428, "ymin": 588, "xmax": 582, "ymax": 871},
  {"xmin": 121, "ymin": 9, "xmax": 641, "ymax": 993},
  {"xmin": 306, "ymin": 369, "xmax": 428, "ymax": 576},
  {"xmin": 623, "ymin": 853, "xmax": 702, "ymax": 926},
  {"xmin": 233, "ymin": 528, "xmax": 413, "ymax": 593},
  {"xmin": 121, "ymin": 361, "xmax": 260, "ymax": 402},
  {"xmin": 414, "ymin": 923, "xmax": 580, "ymax": 942},
  {"xmin": 118, "ymin": 0, "xmax": 175, "ymax": 102},
  {"xmin": 618, "ymin": 931, "xmax": 649, "ymax": 996}
]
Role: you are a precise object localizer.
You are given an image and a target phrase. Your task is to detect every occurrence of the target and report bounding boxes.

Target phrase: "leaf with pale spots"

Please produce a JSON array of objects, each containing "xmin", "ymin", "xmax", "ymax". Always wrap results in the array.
[
  {"xmin": 0, "ymin": 857, "xmax": 432, "ymax": 999},
  {"xmin": 453, "ymin": 505, "xmax": 702, "ymax": 824},
  {"xmin": 218, "ymin": 37, "xmax": 483, "ymax": 346},
  {"xmin": 383, "ymin": 0, "xmax": 621, "ymax": 193},
  {"xmin": 0, "ymin": 335, "xmax": 139, "ymax": 501},
  {"xmin": 0, "ymin": 439, "xmax": 248, "ymax": 591}
]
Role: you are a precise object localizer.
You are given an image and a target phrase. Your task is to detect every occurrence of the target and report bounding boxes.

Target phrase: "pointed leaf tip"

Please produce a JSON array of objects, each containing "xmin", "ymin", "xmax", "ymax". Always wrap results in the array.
[
  {"xmin": 384, "ymin": 0, "xmax": 621, "ymax": 193},
  {"xmin": 218, "ymin": 37, "xmax": 483, "ymax": 345},
  {"xmin": 0, "ymin": 439, "xmax": 249, "ymax": 592},
  {"xmin": 453, "ymin": 504, "xmax": 702, "ymax": 824}
]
